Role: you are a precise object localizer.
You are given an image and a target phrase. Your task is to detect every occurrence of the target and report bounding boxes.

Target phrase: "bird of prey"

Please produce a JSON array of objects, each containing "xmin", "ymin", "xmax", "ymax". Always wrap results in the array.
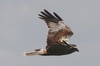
[{"xmin": 24, "ymin": 9, "xmax": 79, "ymax": 56}]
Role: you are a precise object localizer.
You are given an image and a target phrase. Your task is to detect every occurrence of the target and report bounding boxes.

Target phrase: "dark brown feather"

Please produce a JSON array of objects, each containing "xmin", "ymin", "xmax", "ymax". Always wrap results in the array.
[
  {"xmin": 53, "ymin": 12, "xmax": 63, "ymax": 21},
  {"xmin": 38, "ymin": 9, "xmax": 61, "ymax": 24}
]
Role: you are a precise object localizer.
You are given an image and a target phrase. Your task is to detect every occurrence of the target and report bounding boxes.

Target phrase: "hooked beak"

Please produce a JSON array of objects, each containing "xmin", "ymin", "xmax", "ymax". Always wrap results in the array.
[{"xmin": 75, "ymin": 48, "xmax": 79, "ymax": 52}]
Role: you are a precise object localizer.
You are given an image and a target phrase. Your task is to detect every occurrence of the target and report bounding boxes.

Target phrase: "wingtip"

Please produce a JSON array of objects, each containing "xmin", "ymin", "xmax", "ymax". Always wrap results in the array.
[
  {"xmin": 44, "ymin": 9, "xmax": 47, "ymax": 12},
  {"xmin": 44, "ymin": 9, "xmax": 50, "ymax": 14},
  {"xmin": 53, "ymin": 12, "xmax": 63, "ymax": 20}
]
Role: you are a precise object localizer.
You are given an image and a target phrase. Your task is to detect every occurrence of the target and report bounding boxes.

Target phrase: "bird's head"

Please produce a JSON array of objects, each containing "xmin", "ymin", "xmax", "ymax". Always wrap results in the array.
[
  {"xmin": 63, "ymin": 41, "xmax": 79, "ymax": 52},
  {"xmin": 69, "ymin": 44, "xmax": 79, "ymax": 52}
]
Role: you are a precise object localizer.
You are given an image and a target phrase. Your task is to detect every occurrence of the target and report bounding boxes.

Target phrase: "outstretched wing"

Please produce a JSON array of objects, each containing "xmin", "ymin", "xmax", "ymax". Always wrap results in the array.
[{"xmin": 38, "ymin": 9, "xmax": 73, "ymax": 47}]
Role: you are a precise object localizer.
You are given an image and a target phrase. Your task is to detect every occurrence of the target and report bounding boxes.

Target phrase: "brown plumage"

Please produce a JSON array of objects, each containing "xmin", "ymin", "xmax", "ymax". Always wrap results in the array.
[{"xmin": 24, "ymin": 9, "xmax": 79, "ymax": 56}]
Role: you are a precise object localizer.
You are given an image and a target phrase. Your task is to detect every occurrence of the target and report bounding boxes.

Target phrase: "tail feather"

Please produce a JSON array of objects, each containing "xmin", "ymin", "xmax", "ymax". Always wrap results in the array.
[
  {"xmin": 24, "ymin": 51, "xmax": 39, "ymax": 56},
  {"xmin": 23, "ymin": 49, "xmax": 46, "ymax": 56}
]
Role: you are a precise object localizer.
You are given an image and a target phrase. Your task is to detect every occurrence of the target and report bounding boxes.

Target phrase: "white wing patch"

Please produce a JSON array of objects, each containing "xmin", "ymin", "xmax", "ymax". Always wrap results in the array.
[
  {"xmin": 48, "ymin": 22, "xmax": 57, "ymax": 28},
  {"xmin": 49, "ymin": 21, "xmax": 66, "ymax": 32},
  {"xmin": 58, "ymin": 21, "xmax": 66, "ymax": 28}
]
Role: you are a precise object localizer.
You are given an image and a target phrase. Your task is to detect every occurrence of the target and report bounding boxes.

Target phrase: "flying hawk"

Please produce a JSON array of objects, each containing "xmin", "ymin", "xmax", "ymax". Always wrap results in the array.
[{"xmin": 24, "ymin": 9, "xmax": 79, "ymax": 56}]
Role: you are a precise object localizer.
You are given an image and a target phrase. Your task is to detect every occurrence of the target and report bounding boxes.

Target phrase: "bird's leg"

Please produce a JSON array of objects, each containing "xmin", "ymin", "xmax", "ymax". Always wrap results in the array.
[{"xmin": 63, "ymin": 40, "xmax": 70, "ymax": 46}]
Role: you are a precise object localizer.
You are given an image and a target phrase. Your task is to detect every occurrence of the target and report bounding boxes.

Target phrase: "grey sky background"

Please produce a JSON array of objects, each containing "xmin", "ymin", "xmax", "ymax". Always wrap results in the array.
[{"xmin": 0, "ymin": 0, "xmax": 100, "ymax": 66}]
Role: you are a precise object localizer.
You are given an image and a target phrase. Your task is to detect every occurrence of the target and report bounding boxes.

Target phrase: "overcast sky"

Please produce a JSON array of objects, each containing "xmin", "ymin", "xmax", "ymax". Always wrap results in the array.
[{"xmin": 0, "ymin": 0, "xmax": 100, "ymax": 66}]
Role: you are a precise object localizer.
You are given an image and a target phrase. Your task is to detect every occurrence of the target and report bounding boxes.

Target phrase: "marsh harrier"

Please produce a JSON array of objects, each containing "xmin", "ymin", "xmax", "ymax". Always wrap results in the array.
[{"xmin": 24, "ymin": 9, "xmax": 79, "ymax": 56}]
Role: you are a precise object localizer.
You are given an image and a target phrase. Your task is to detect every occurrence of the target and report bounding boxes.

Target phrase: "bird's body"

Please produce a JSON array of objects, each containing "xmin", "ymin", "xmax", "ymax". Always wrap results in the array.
[
  {"xmin": 24, "ymin": 9, "xmax": 79, "ymax": 56},
  {"xmin": 42, "ymin": 44, "xmax": 78, "ymax": 56}
]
